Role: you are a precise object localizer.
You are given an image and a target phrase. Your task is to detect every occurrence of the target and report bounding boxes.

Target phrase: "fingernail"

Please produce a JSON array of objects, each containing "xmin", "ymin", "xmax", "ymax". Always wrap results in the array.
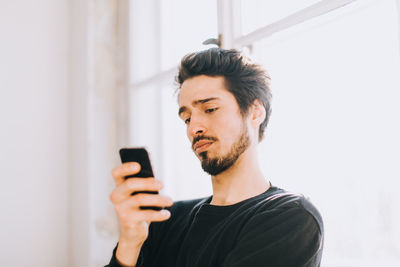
[
  {"xmin": 161, "ymin": 209, "xmax": 170, "ymax": 216},
  {"xmin": 131, "ymin": 163, "xmax": 139, "ymax": 170}
]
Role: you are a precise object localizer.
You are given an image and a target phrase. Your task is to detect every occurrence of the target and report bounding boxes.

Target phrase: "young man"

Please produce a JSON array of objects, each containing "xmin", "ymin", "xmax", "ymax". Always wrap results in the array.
[{"xmin": 106, "ymin": 48, "xmax": 324, "ymax": 267}]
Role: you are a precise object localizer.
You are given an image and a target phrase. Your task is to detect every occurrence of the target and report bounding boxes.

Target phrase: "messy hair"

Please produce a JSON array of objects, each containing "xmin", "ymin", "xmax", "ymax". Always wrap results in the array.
[{"xmin": 176, "ymin": 48, "xmax": 272, "ymax": 141}]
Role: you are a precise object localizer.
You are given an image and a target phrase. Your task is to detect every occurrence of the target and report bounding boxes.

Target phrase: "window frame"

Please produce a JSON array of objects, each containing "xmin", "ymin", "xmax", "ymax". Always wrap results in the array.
[{"xmin": 129, "ymin": 0, "xmax": 365, "ymax": 91}]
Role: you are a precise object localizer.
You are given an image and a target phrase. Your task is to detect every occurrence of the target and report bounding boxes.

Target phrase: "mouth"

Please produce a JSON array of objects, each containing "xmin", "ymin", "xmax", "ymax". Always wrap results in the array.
[{"xmin": 193, "ymin": 140, "xmax": 214, "ymax": 154}]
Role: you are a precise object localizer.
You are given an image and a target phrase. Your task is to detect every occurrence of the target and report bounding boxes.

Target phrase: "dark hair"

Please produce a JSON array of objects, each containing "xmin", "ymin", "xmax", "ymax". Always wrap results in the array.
[{"xmin": 176, "ymin": 48, "xmax": 272, "ymax": 141}]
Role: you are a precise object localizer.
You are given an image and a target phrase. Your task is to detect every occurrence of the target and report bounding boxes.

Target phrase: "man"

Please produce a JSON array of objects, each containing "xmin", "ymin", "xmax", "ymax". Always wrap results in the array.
[{"xmin": 106, "ymin": 48, "xmax": 324, "ymax": 267}]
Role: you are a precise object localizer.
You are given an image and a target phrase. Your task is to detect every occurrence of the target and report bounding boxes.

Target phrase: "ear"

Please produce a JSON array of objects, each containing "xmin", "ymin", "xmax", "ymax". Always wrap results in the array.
[{"xmin": 249, "ymin": 99, "xmax": 266, "ymax": 128}]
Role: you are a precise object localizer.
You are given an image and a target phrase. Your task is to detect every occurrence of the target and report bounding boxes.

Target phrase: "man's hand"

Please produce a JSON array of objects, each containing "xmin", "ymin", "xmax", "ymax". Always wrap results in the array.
[{"xmin": 110, "ymin": 162, "xmax": 173, "ymax": 266}]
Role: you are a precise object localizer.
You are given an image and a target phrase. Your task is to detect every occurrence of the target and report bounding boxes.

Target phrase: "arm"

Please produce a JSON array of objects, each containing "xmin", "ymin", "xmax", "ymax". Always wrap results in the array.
[
  {"xmin": 105, "ymin": 242, "xmax": 145, "ymax": 267},
  {"xmin": 105, "ymin": 162, "xmax": 173, "ymax": 266}
]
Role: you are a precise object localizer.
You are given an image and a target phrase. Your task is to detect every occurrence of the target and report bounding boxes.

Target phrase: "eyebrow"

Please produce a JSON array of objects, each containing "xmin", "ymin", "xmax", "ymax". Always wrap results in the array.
[{"xmin": 178, "ymin": 97, "xmax": 220, "ymax": 117}]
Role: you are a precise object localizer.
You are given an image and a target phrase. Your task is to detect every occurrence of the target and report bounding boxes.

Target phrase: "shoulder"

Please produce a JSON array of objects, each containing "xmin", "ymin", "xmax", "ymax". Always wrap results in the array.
[
  {"xmin": 224, "ymin": 188, "xmax": 324, "ymax": 266},
  {"xmin": 247, "ymin": 186, "xmax": 324, "ymax": 235}
]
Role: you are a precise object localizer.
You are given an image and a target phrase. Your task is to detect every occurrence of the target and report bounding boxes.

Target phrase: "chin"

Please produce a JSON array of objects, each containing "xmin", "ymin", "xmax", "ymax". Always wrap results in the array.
[
  {"xmin": 198, "ymin": 151, "xmax": 208, "ymax": 160},
  {"xmin": 198, "ymin": 148, "xmax": 219, "ymax": 159}
]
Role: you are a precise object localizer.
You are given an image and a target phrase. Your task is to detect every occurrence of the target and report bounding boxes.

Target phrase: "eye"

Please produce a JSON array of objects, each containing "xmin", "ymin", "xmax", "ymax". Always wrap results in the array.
[
  {"xmin": 205, "ymin": 108, "xmax": 218, "ymax": 113},
  {"xmin": 184, "ymin": 117, "xmax": 191, "ymax": 124}
]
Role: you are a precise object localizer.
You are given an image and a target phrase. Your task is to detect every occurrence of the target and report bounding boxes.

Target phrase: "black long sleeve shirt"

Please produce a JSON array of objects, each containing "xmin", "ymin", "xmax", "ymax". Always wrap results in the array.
[{"xmin": 106, "ymin": 185, "xmax": 324, "ymax": 267}]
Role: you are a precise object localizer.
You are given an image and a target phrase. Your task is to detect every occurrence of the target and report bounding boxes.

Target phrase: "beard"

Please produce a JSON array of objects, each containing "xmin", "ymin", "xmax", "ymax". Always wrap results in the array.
[{"xmin": 197, "ymin": 123, "xmax": 250, "ymax": 176}]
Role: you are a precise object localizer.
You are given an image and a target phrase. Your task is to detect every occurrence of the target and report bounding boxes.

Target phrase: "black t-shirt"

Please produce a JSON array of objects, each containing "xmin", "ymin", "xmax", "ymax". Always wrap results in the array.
[{"xmin": 106, "ymin": 185, "xmax": 324, "ymax": 267}]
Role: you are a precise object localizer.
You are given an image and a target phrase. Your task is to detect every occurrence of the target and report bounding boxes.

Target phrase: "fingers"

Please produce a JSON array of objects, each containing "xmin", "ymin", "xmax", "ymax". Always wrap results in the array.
[
  {"xmin": 118, "ymin": 208, "xmax": 171, "ymax": 223},
  {"xmin": 110, "ymin": 163, "xmax": 173, "ymax": 226},
  {"xmin": 114, "ymin": 194, "xmax": 173, "ymax": 223},
  {"xmin": 126, "ymin": 193, "xmax": 173, "ymax": 209},
  {"xmin": 110, "ymin": 178, "xmax": 164, "ymax": 204},
  {"xmin": 112, "ymin": 162, "xmax": 141, "ymax": 186},
  {"xmin": 115, "ymin": 193, "xmax": 173, "ymax": 212},
  {"xmin": 137, "ymin": 209, "xmax": 171, "ymax": 222}
]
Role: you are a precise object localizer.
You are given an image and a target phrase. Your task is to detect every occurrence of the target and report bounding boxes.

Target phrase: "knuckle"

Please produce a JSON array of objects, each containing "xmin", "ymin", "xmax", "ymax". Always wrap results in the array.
[
  {"xmin": 116, "ymin": 203, "xmax": 134, "ymax": 219},
  {"xmin": 111, "ymin": 167, "xmax": 120, "ymax": 178},
  {"xmin": 109, "ymin": 191, "xmax": 116, "ymax": 202}
]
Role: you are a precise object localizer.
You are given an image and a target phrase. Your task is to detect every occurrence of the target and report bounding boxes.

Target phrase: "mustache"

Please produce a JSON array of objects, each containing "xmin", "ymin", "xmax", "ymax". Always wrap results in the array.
[{"xmin": 192, "ymin": 135, "xmax": 218, "ymax": 149}]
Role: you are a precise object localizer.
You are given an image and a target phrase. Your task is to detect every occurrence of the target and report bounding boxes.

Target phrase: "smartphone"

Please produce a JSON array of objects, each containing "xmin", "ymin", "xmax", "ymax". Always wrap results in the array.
[
  {"xmin": 119, "ymin": 147, "xmax": 154, "ymax": 178},
  {"xmin": 119, "ymin": 147, "xmax": 161, "ymax": 210}
]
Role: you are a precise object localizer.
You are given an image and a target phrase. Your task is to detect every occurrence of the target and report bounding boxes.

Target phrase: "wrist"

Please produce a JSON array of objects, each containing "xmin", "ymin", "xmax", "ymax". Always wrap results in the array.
[
  {"xmin": 115, "ymin": 239, "xmax": 143, "ymax": 267},
  {"xmin": 118, "ymin": 237, "xmax": 143, "ymax": 249}
]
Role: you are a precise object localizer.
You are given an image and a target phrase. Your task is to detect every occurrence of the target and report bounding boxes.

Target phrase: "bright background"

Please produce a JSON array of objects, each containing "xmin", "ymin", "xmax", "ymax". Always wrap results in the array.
[{"xmin": 1, "ymin": 0, "xmax": 399, "ymax": 266}]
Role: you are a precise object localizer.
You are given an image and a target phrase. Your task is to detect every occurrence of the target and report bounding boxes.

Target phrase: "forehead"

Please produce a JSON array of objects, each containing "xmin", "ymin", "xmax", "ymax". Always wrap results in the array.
[{"xmin": 178, "ymin": 75, "xmax": 234, "ymax": 106}]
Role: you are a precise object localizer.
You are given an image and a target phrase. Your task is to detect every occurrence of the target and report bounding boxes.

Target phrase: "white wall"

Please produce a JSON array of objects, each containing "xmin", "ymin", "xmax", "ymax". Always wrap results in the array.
[
  {"xmin": 0, "ymin": 1, "xmax": 139, "ymax": 266},
  {"xmin": 70, "ymin": 0, "xmax": 90, "ymax": 265},
  {"xmin": 0, "ymin": 1, "xmax": 70, "ymax": 266}
]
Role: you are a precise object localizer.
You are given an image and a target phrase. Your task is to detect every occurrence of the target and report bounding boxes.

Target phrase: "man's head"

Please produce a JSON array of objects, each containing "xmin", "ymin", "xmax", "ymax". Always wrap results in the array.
[
  {"xmin": 176, "ymin": 48, "xmax": 272, "ymax": 141},
  {"xmin": 176, "ymin": 48, "xmax": 272, "ymax": 176}
]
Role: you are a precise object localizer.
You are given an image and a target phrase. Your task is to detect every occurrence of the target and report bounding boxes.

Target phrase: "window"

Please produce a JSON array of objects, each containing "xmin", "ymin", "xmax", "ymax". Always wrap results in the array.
[
  {"xmin": 239, "ymin": 0, "xmax": 322, "ymax": 34},
  {"xmin": 128, "ymin": 0, "xmax": 400, "ymax": 265}
]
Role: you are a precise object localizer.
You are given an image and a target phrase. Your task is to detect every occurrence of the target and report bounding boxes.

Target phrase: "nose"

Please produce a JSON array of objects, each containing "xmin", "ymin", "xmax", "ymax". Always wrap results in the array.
[{"xmin": 188, "ymin": 116, "xmax": 207, "ymax": 139}]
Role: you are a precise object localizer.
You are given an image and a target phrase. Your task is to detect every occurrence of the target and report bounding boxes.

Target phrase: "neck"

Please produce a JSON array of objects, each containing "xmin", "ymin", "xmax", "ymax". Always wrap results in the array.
[{"xmin": 209, "ymin": 145, "xmax": 269, "ymax": 205}]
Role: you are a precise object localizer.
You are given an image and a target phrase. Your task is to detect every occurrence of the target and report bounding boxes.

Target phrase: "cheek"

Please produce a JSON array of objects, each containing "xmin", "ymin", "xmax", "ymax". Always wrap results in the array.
[
  {"xmin": 214, "ymin": 117, "xmax": 242, "ymax": 144},
  {"xmin": 217, "ymin": 113, "xmax": 242, "ymax": 132}
]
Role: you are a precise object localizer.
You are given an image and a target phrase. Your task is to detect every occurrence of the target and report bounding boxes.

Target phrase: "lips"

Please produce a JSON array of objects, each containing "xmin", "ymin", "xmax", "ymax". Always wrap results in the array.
[{"xmin": 193, "ymin": 140, "xmax": 214, "ymax": 153}]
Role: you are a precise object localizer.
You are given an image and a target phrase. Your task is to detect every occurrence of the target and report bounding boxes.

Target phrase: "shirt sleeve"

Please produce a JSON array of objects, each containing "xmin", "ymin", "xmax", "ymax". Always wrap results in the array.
[
  {"xmin": 221, "ymin": 206, "xmax": 324, "ymax": 267},
  {"xmin": 104, "ymin": 204, "xmax": 177, "ymax": 267},
  {"xmin": 104, "ymin": 243, "xmax": 145, "ymax": 267}
]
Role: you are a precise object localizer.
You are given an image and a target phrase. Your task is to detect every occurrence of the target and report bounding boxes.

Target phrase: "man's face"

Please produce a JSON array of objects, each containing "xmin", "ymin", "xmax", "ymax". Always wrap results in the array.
[{"xmin": 178, "ymin": 75, "xmax": 251, "ymax": 175}]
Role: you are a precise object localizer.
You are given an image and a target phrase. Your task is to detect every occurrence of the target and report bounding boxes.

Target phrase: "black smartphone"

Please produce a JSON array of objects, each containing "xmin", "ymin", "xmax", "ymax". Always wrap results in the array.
[
  {"xmin": 119, "ymin": 147, "xmax": 154, "ymax": 178},
  {"xmin": 119, "ymin": 147, "xmax": 161, "ymax": 210}
]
